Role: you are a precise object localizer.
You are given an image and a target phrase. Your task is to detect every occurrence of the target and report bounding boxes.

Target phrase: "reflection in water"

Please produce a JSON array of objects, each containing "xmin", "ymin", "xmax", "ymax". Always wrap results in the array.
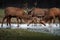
[{"xmin": 0, "ymin": 23, "xmax": 60, "ymax": 36}]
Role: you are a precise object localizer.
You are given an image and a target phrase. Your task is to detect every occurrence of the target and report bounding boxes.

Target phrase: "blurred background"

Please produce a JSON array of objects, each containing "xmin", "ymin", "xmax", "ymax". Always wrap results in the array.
[{"xmin": 0, "ymin": 0, "xmax": 60, "ymax": 9}]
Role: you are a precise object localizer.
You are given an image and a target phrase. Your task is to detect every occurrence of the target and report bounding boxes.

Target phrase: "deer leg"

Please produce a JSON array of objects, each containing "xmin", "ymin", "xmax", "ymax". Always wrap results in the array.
[
  {"xmin": 6, "ymin": 17, "xmax": 9, "ymax": 26},
  {"xmin": 19, "ymin": 17, "xmax": 22, "ymax": 24},
  {"xmin": 8, "ymin": 17, "xmax": 11, "ymax": 28},
  {"xmin": 33, "ymin": 19, "xmax": 37, "ymax": 26},
  {"xmin": 40, "ymin": 21, "xmax": 46, "ymax": 26},
  {"xmin": 58, "ymin": 17, "xmax": 60, "ymax": 27},
  {"xmin": 17, "ymin": 17, "xmax": 19, "ymax": 28},
  {"xmin": 1, "ymin": 16, "xmax": 7, "ymax": 28},
  {"xmin": 53, "ymin": 16, "xmax": 55, "ymax": 23},
  {"xmin": 27, "ymin": 20, "xmax": 33, "ymax": 26}
]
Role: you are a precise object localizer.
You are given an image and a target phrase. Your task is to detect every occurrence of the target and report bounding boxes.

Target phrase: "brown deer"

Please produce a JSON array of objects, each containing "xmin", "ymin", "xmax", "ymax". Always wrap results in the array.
[{"xmin": 1, "ymin": 7, "xmax": 31, "ymax": 28}]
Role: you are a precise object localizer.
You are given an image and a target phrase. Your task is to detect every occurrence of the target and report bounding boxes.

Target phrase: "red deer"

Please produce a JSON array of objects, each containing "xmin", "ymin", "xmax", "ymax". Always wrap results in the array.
[
  {"xmin": 44, "ymin": 7, "xmax": 60, "ymax": 24},
  {"xmin": 27, "ymin": 8, "xmax": 47, "ymax": 26},
  {"xmin": 1, "ymin": 7, "xmax": 31, "ymax": 28}
]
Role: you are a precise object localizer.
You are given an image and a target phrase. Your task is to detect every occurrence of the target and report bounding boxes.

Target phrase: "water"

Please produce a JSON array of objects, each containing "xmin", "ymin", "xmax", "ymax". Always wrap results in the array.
[{"xmin": 0, "ymin": 23, "xmax": 60, "ymax": 36}]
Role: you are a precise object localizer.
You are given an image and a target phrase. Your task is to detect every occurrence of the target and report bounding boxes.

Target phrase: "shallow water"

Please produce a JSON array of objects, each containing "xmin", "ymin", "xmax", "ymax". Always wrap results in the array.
[{"xmin": 0, "ymin": 23, "xmax": 60, "ymax": 35}]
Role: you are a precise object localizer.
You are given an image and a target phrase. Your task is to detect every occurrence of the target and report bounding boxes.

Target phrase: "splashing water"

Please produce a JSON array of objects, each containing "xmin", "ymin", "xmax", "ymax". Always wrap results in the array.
[{"xmin": 0, "ymin": 23, "xmax": 60, "ymax": 35}]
